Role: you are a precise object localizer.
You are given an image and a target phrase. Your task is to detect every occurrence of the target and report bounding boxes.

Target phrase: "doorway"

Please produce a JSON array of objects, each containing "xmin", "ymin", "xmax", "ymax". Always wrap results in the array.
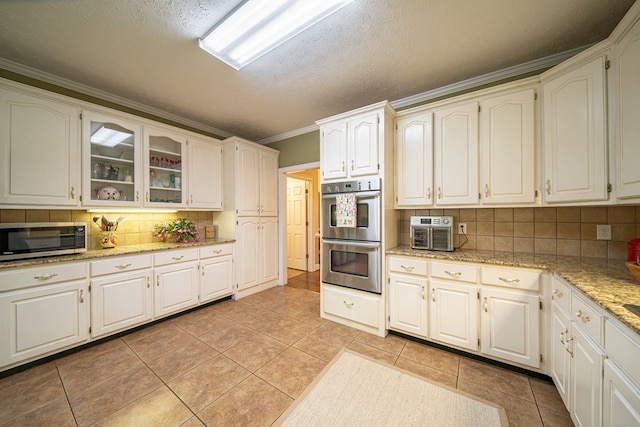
[{"xmin": 286, "ymin": 176, "xmax": 308, "ymax": 271}]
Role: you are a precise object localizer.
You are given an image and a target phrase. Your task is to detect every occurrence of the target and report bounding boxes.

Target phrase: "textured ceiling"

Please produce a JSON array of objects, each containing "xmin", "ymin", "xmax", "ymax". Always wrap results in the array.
[{"xmin": 0, "ymin": 0, "xmax": 635, "ymax": 142}]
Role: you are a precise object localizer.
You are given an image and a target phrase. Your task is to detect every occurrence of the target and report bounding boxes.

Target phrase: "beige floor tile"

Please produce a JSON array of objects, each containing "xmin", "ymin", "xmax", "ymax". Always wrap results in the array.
[
  {"xmin": 259, "ymin": 316, "xmax": 315, "ymax": 346},
  {"xmin": 538, "ymin": 405, "xmax": 574, "ymax": 427},
  {"xmin": 224, "ymin": 333, "xmax": 288, "ymax": 372},
  {"xmin": 399, "ymin": 340, "xmax": 460, "ymax": 375},
  {"xmin": 91, "ymin": 386, "xmax": 193, "ymax": 427},
  {"xmin": 121, "ymin": 319, "xmax": 178, "ymax": 344},
  {"xmin": 256, "ymin": 347, "xmax": 326, "ymax": 398},
  {"xmin": 168, "ymin": 354, "xmax": 251, "ymax": 413},
  {"xmin": 318, "ymin": 320, "xmax": 361, "ymax": 339},
  {"xmin": 347, "ymin": 341, "xmax": 399, "ymax": 365},
  {"xmin": 0, "ymin": 368, "xmax": 66, "ymax": 424},
  {"xmin": 55, "ymin": 339, "xmax": 127, "ymax": 367},
  {"xmin": 197, "ymin": 375, "xmax": 293, "ymax": 427},
  {"xmin": 229, "ymin": 306, "xmax": 286, "ymax": 330},
  {"xmin": 354, "ymin": 331, "xmax": 408, "ymax": 355},
  {"xmin": 0, "ymin": 398, "xmax": 75, "ymax": 427},
  {"xmin": 457, "ymin": 377, "xmax": 542, "ymax": 427},
  {"xmin": 530, "ymin": 377, "xmax": 568, "ymax": 413},
  {"xmin": 287, "ymin": 305, "xmax": 326, "ymax": 327},
  {"xmin": 68, "ymin": 364, "xmax": 163, "ymax": 426},
  {"xmin": 180, "ymin": 416, "xmax": 206, "ymax": 427},
  {"xmin": 0, "ymin": 360, "xmax": 57, "ymax": 388},
  {"xmin": 145, "ymin": 339, "xmax": 218, "ymax": 382},
  {"xmin": 196, "ymin": 321, "xmax": 257, "ymax": 352},
  {"xmin": 458, "ymin": 357, "xmax": 535, "ymax": 402},
  {"xmin": 126, "ymin": 324, "xmax": 211, "ymax": 362},
  {"xmin": 292, "ymin": 328, "xmax": 353, "ymax": 362},
  {"xmin": 394, "ymin": 357, "xmax": 458, "ymax": 388}
]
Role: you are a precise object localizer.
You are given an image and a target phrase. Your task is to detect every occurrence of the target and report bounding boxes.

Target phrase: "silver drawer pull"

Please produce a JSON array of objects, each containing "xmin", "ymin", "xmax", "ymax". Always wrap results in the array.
[
  {"xmin": 34, "ymin": 273, "xmax": 58, "ymax": 280},
  {"xmin": 115, "ymin": 263, "xmax": 132, "ymax": 269},
  {"xmin": 498, "ymin": 276, "xmax": 520, "ymax": 284},
  {"xmin": 213, "ymin": 249, "xmax": 222, "ymax": 254},
  {"xmin": 444, "ymin": 270, "xmax": 461, "ymax": 277},
  {"xmin": 575, "ymin": 309, "xmax": 591, "ymax": 322},
  {"xmin": 172, "ymin": 256, "xmax": 184, "ymax": 261},
  {"xmin": 343, "ymin": 301, "xmax": 354, "ymax": 308},
  {"xmin": 400, "ymin": 265, "xmax": 414, "ymax": 272},
  {"xmin": 552, "ymin": 289, "xmax": 563, "ymax": 297}
]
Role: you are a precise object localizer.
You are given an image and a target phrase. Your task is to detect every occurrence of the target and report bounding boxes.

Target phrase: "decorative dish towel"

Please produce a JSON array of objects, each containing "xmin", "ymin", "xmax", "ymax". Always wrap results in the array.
[{"xmin": 336, "ymin": 193, "xmax": 357, "ymax": 228}]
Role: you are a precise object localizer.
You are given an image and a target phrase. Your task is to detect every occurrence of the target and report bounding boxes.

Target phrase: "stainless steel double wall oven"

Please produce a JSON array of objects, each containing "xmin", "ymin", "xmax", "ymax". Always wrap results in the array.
[{"xmin": 321, "ymin": 178, "xmax": 382, "ymax": 294}]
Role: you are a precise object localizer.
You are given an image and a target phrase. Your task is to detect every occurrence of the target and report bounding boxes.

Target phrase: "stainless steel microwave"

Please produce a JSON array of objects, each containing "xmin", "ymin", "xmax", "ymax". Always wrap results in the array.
[{"xmin": 0, "ymin": 222, "xmax": 87, "ymax": 261}]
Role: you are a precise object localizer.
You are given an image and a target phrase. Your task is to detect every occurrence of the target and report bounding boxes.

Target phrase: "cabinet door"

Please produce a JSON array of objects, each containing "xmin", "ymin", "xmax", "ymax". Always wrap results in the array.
[
  {"xmin": 0, "ymin": 87, "xmax": 80, "ymax": 206},
  {"xmin": 613, "ymin": 19, "xmax": 640, "ymax": 199},
  {"xmin": 395, "ymin": 112, "xmax": 433, "ymax": 207},
  {"xmin": 260, "ymin": 151, "xmax": 279, "ymax": 216},
  {"xmin": 0, "ymin": 280, "xmax": 88, "ymax": 367},
  {"xmin": 550, "ymin": 303, "xmax": 572, "ymax": 409},
  {"xmin": 154, "ymin": 261, "xmax": 199, "ymax": 318},
  {"xmin": 434, "ymin": 101, "xmax": 479, "ymax": 205},
  {"xmin": 236, "ymin": 217, "xmax": 260, "ymax": 290},
  {"xmin": 429, "ymin": 280, "xmax": 478, "ymax": 351},
  {"xmin": 348, "ymin": 113, "xmax": 379, "ymax": 178},
  {"xmin": 480, "ymin": 88, "xmax": 536, "ymax": 204},
  {"xmin": 188, "ymin": 137, "xmax": 223, "ymax": 209},
  {"xmin": 143, "ymin": 126, "xmax": 186, "ymax": 208},
  {"xmin": 236, "ymin": 144, "xmax": 261, "ymax": 215},
  {"xmin": 480, "ymin": 288, "xmax": 540, "ymax": 368},
  {"xmin": 82, "ymin": 110, "xmax": 142, "ymax": 207},
  {"xmin": 542, "ymin": 55, "xmax": 608, "ymax": 203},
  {"xmin": 200, "ymin": 255, "xmax": 233, "ymax": 303},
  {"xmin": 91, "ymin": 271, "xmax": 153, "ymax": 338},
  {"xmin": 321, "ymin": 122, "xmax": 348, "ymax": 181},
  {"xmin": 571, "ymin": 325, "xmax": 605, "ymax": 427},
  {"xmin": 603, "ymin": 359, "xmax": 640, "ymax": 427},
  {"xmin": 388, "ymin": 274, "xmax": 427, "ymax": 337},
  {"xmin": 260, "ymin": 217, "xmax": 279, "ymax": 283}
]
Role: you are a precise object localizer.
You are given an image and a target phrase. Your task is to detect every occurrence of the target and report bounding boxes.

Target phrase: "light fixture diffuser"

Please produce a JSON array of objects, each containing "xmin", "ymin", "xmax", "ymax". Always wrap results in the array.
[
  {"xmin": 90, "ymin": 126, "xmax": 132, "ymax": 147},
  {"xmin": 199, "ymin": 0, "xmax": 355, "ymax": 70}
]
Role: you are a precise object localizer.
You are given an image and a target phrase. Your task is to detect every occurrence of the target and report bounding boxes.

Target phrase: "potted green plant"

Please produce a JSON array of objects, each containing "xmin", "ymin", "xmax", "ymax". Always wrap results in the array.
[{"xmin": 153, "ymin": 218, "xmax": 200, "ymax": 243}]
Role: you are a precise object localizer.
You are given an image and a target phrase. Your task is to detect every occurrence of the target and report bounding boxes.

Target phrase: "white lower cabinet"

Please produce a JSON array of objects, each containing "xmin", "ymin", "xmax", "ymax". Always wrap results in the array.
[
  {"xmin": 571, "ymin": 324, "xmax": 605, "ymax": 427},
  {"xmin": 429, "ymin": 280, "xmax": 478, "ymax": 351},
  {"xmin": 153, "ymin": 249, "xmax": 199, "ymax": 318},
  {"xmin": 603, "ymin": 360, "xmax": 640, "ymax": 427},
  {"xmin": 199, "ymin": 244, "xmax": 234, "ymax": 303},
  {"xmin": 322, "ymin": 283, "xmax": 384, "ymax": 337},
  {"xmin": 550, "ymin": 302, "xmax": 572, "ymax": 407},
  {"xmin": 388, "ymin": 256, "xmax": 428, "ymax": 337},
  {"xmin": 236, "ymin": 216, "xmax": 278, "ymax": 297}
]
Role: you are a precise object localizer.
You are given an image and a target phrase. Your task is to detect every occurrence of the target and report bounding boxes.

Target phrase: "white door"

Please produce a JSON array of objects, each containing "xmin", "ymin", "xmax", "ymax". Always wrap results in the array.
[
  {"xmin": 260, "ymin": 217, "xmax": 279, "ymax": 283},
  {"xmin": 236, "ymin": 217, "xmax": 260, "ymax": 290},
  {"xmin": 434, "ymin": 101, "xmax": 479, "ymax": 205},
  {"xmin": 550, "ymin": 303, "xmax": 572, "ymax": 408},
  {"xmin": 429, "ymin": 280, "xmax": 479, "ymax": 351},
  {"xmin": 188, "ymin": 137, "xmax": 223, "ymax": 209},
  {"xmin": 348, "ymin": 113, "xmax": 379, "ymax": 178},
  {"xmin": 388, "ymin": 274, "xmax": 427, "ymax": 337},
  {"xmin": 154, "ymin": 261, "xmax": 199, "ymax": 318},
  {"xmin": 287, "ymin": 177, "xmax": 308, "ymax": 271},
  {"xmin": 260, "ymin": 151, "xmax": 279, "ymax": 216},
  {"xmin": 236, "ymin": 144, "xmax": 260, "ymax": 216},
  {"xmin": 603, "ymin": 359, "xmax": 640, "ymax": 427},
  {"xmin": 321, "ymin": 121, "xmax": 348, "ymax": 181},
  {"xmin": 200, "ymin": 255, "xmax": 233, "ymax": 303},
  {"xmin": 571, "ymin": 325, "xmax": 605, "ymax": 427},
  {"xmin": 395, "ymin": 112, "xmax": 433, "ymax": 207}
]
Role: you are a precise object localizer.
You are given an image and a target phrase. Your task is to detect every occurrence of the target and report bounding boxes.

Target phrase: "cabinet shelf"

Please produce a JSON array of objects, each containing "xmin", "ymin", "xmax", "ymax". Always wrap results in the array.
[
  {"xmin": 150, "ymin": 165, "xmax": 181, "ymax": 174},
  {"xmin": 92, "ymin": 178, "xmax": 134, "ymax": 185},
  {"xmin": 150, "ymin": 186, "xmax": 181, "ymax": 191},
  {"xmin": 91, "ymin": 154, "xmax": 134, "ymax": 165},
  {"xmin": 149, "ymin": 147, "xmax": 181, "ymax": 157}
]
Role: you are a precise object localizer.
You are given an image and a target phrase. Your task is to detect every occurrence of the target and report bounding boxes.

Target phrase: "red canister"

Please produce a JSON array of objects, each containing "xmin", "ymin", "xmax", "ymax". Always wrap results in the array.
[{"xmin": 628, "ymin": 238, "xmax": 640, "ymax": 263}]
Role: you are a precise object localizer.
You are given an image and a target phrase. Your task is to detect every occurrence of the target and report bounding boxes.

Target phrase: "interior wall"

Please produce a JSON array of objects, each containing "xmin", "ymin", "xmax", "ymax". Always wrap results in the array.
[{"xmin": 266, "ymin": 130, "xmax": 320, "ymax": 168}]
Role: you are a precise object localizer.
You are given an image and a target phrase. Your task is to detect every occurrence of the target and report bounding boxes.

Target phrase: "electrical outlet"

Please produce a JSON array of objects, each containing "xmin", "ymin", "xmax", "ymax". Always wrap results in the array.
[
  {"xmin": 458, "ymin": 223, "xmax": 467, "ymax": 235},
  {"xmin": 596, "ymin": 224, "xmax": 611, "ymax": 240}
]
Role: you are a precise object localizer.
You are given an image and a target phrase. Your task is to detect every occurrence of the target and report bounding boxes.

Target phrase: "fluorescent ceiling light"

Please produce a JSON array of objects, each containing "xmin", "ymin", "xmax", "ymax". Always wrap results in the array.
[
  {"xmin": 199, "ymin": 0, "xmax": 355, "ymax": 70},
  {"xmin": 91, "ymin": 126, "xmax": 132, "ymax": 147}
]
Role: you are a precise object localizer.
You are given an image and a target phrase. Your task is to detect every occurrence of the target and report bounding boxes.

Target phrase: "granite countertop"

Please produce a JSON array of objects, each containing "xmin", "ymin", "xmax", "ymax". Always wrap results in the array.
[
  {"xmin": 0, "ymin": 238, "xmax": 236, "ymax": 271},
  {"xmin": 387, "ymin": 246, "xmax": 640, "ymax": 336}
]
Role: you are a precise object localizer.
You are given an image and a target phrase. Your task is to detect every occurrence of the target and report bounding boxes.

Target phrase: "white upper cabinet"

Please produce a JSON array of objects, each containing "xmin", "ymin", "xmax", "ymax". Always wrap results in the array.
[
  {"xmin": 82, "ymin": 110, "xmax": 142, "ymax": 207},
  {"xmin": 320, "ymin": 121, "xmax": 348, "ymax": 181},
  {"xmin": 188, "ymin": 136, "xmax": 223, "ymax": 210},
  {"xmin": 260, "ymin": 150, "xmax": 279, "ymax": 216},
  {"xmin": 0, "ymin": 83, "xmax": 80, "ymax": 207},
  {"xmin": 480, "ymin": 88, "xmax": 536, "ymax": 205},
  {"xmin": 434, "ymin": 101, "xmax": 479, "ymax": 205},
  {"xmin": 541, "ymin": 48, "xmax": 609, "ymax": 204},
  {"xmin": 143, "ymin": 125, "xmax": 187, "ymax": 208},
  {"xmin": 395, "ymin": 112, "xmax": 433, "ymax": 207},
  {"xmin": 611, "ymin": 7, "xmax": 640, "ymax": 200},
  {"xmin": 229, "ymin": 140, "xmax": 278, "ymax": 217}
]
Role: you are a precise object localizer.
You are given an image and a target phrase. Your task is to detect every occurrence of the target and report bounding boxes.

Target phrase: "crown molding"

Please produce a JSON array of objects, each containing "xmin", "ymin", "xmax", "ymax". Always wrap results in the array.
[
  {"xmin": 257, "ymin": 123, "xmax": 319, "ymax": 145},
  {"xmin": 0, "ymin": 58, "xmax": 233, "ymax": 139}
]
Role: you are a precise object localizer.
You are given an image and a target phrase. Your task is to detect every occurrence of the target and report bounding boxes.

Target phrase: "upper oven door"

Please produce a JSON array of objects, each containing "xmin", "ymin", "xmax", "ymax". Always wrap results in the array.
[{"xmin": 321, "ymin": 190, "xmax": 381, "ymax": 241}]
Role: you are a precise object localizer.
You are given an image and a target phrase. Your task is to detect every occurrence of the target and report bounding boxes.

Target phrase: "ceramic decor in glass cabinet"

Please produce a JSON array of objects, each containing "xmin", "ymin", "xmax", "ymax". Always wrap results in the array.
[
  {"xmin": 82, "ymin": 111, "xmax": 141, "ymax": 207},
  {"xmin": 143, "ymin": 126, "xmax": 186, "ymax": 208}
]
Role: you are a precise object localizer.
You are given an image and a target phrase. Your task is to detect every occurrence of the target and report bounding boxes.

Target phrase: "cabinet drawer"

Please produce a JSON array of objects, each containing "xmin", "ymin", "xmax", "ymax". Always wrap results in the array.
[
  {"xmin": 323, "ymin": 285, "xmax": 381, "ymax": 328},
  {"xmin": 90, "ymin": 254, "xmax": 152, "ymax": 277},
  {"xmin": 0, "ymin": 262, "xmax": 87, "ymax": 292},
  {"xmin": 153, "ymin": 248, "xmax": 198, "ymax": 266},
  {"xmin": 605, "ymin": 320, "xmax": 640, "ymax": 386},
  {"xmin": 430, "ymin": 261, "xmax": 477, "ymax": 283},
  {"xmin": 198, "ymin": 244, "xmax": 233, "ymax": 259},
  {"xmin": 571, "ymin": 293, "xmax": 604, "ymax": 345},
  {"xmin": 480, "ymin": 266, "xmax": 540, "ymax": 291},
  {"xmin": 550, "ymin": 276, "xmax": 572, "ymax": 313},
  {"xmin": 388, "ymin": 256, "xmax": 428, "ymax": 276}
]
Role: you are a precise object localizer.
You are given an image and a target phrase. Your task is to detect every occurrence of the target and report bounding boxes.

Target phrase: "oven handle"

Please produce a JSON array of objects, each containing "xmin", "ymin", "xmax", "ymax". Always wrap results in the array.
[
  {"xmin": 322, "ymin": 239, "xmax": 381, "ymax": 249},
  {"xmin": 321, "ymin": 190, "xmax": 381, "ymax": 200}
]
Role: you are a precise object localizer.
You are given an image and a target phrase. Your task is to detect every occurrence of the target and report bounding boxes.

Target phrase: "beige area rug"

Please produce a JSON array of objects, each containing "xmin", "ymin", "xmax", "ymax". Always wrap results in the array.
[{"xmin": 274, "ymin": 349, "xmax": 509, "ymax": 427}]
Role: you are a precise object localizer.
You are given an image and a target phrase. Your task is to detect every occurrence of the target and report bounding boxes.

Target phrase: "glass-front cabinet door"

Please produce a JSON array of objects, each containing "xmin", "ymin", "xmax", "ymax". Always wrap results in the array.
[
  {"xmin": 82, "ymin": 110, "xmax": 141, "ymax": 207},
  {"xmin": 143, "ymin": 126, "xmax": 186, "ymax": 208}
]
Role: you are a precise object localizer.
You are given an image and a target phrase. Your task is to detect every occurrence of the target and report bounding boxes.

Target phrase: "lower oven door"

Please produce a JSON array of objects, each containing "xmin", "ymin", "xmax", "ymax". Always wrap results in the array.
[{"xmin": 322, "ymin": 239, "xmax": 381, "ymax": 294}]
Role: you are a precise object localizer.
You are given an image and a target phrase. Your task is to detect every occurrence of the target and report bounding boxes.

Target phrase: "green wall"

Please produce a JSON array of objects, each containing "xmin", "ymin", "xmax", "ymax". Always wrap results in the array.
[{"xmin": 266, "ymin": 130, "xmax": 320, "ymax": 168}]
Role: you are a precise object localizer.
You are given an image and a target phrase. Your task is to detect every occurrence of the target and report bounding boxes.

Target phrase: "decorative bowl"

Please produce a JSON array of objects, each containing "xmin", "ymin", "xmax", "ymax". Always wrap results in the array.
[{"xmin": 626, "ymin": 262, "xmax": 640, "ymax": 282}]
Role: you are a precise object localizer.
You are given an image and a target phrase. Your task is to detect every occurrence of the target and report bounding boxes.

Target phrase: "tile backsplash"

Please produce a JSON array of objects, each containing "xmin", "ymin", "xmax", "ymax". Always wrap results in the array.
[
  {"xmin": 0, "ymin": 209, "xmax": 215, "ymax": 250},
  {"xmin": 399, "ymin": 206, "xmax": 640, "ymax": 259}
]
